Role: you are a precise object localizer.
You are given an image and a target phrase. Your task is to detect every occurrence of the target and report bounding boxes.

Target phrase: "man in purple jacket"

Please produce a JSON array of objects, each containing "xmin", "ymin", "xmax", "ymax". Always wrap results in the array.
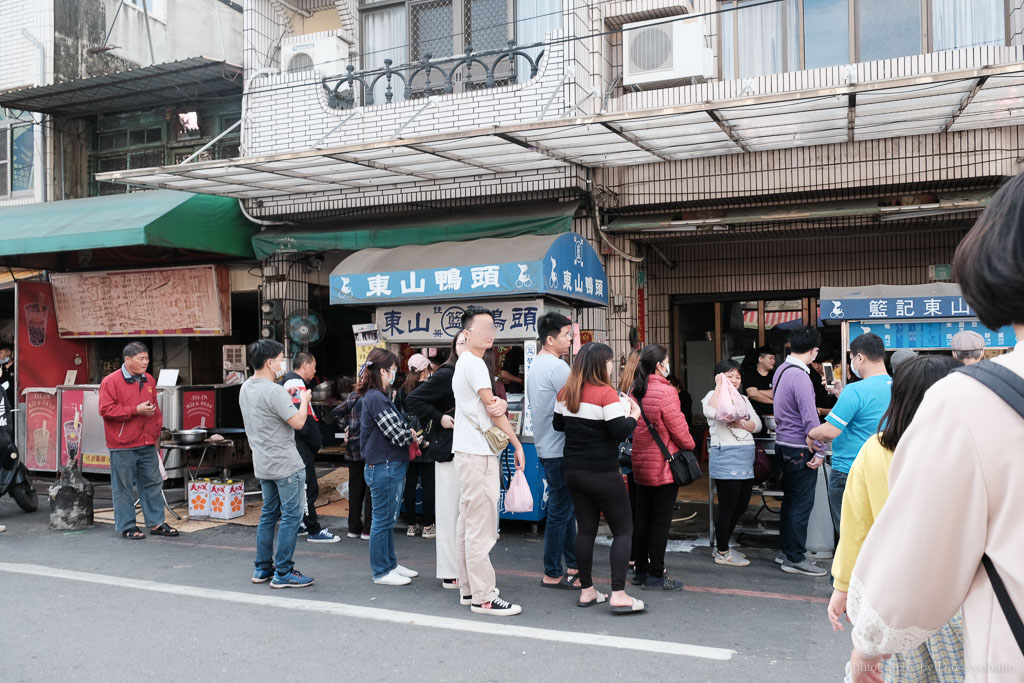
[{"xmin": 771, "ymin": 326, "xmax": 828, "ymax": 577}]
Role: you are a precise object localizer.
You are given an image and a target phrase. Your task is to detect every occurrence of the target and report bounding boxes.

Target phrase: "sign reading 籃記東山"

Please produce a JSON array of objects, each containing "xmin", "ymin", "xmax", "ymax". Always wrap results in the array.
[
  {"xmin": 330, "ymin": 233, "xmax": 608, "ymax": 306},
  {"xmin": 373, "ymin": 300, "xmax": 553, "ymax": 344}
]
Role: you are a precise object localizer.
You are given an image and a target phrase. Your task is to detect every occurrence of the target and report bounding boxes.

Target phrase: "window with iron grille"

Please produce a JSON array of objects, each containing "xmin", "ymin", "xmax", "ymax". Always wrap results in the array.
[{"xmin": 0, "ymin": 109, "xmax": 36, "ymax": 199}]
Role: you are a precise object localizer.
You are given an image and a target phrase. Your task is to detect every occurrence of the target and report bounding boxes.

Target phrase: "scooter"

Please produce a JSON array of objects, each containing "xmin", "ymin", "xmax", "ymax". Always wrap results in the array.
[{"xmin": 0, "ymin": 443, "xmax": 38, "ymax": 512}]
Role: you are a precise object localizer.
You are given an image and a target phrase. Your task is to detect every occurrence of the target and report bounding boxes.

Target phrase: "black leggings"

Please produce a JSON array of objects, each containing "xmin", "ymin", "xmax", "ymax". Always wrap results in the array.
[
  {"xmin": 565, "ymin": 468, "xmax": 633, "ymax": 591},
  {"xmin": 714, "ymin": 478, "xmax": 754, "ymax": 552},
  {"xmin": 632, "ymin": 482, "xmax": 679, "ymax": 578},
  {"xmin": 403, "ymin": 461, "xmax": 435, "ymax": 526}
]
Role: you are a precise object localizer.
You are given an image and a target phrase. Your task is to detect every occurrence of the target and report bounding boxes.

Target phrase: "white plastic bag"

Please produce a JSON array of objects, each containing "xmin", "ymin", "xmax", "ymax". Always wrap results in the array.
[
  {"xmin": 504, "ymin": 470, "xmax": 534, "ymax": 513},
  {"xmin": 715, "ymin": 376, "xmax": 749, "ymax": 423},
  {"xmin": 336, "ymin": 481, "xmax": 350, "ymax": 500}
]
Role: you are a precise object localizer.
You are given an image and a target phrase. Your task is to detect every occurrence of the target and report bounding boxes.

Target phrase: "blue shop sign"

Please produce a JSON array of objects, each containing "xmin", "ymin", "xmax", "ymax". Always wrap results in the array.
[
  {"xmin": 823, "ymin": 295, "xmax": 977, "ymax": 320},
  {"xmin": 330, "ymin": 233, "xmax": 608, "ymax": 305},
  {"xmin": 850, "ymin": 320, "xmax": 1017, "ymax": 350}
]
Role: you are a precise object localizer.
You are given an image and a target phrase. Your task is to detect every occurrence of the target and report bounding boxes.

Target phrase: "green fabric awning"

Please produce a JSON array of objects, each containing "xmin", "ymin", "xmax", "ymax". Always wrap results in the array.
[
  {"xmin": 252, "ymin": 201, "xmax": 579, "ymax": 259},
  {"xmin": 0, "ymin": 191, "xmax": 256, "ymax": 258}
]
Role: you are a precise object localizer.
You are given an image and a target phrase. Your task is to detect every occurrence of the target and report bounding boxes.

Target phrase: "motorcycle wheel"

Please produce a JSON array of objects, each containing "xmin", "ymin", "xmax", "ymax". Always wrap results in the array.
[{"xmin": 10, "ymin": 465, "xmax": 38, "ymax": 512}]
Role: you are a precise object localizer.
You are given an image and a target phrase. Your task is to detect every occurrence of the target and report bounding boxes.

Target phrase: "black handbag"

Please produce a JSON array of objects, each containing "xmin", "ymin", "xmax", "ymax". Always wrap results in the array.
[
  {"xmin": 424, "ymin": 408, "xmax": 456, "ymax": 463},
  {"xmin": 618, "ymin": 438, "xmax": 633, "ymax": 469},
  {"xmin": 638, "ymin": 401, "xmax": 701, "ymax": 486}
]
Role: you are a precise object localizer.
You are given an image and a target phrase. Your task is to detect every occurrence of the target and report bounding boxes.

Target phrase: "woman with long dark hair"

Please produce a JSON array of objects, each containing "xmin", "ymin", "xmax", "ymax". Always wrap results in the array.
[
  {"xmin": 702, "ymin": 359, "xmax": 761, "ymax": 567},
  {"xmin": 395, "ymin": 354, "xmax": 434, "ymax": 538},
  {"xmin": 829, "ymin": 356, "xmax": 963, "ymax": 680},
  {"xmin": 358, "ymin": 348, "xmax": 422, "ymax": 586},
  {"xmin": 406, "ymin": 332, "xmax": 467, "ymax": 589},
  {"xmin": 554, "ymin": 342, "xmax": 644, "ymax": 613},
  {"xmin": 629, "ymin": 343, "xmax": 695, "ymax": 591}
]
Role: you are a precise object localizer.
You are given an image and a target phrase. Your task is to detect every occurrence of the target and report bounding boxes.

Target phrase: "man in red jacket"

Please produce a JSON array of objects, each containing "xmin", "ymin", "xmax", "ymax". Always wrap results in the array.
[{"xmin": 99, "ymin": 341, "xmax": 177, "ymax": 539}]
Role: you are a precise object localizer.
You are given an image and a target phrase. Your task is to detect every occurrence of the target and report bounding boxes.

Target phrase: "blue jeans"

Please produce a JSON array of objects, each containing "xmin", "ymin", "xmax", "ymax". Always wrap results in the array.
[
  {"xmin": 827, "ymin": 468, "xmax": 848, "ymax": 539},
  {"xmin": 366, "ymin": 460, "xmax": 408, "ymax": 580},
  {"xmin": 255, "ymin": 470, "xmax": 306, "ymax": 578},
  {"xmin": 778, "ymin": 445, "xmax": 818, "ymax": 564},
  {"xmin": 540, "ymin": 457, "xmax": 577, "ymax": 578},
  {"xmin": 109, "ymin": 446, "xmax": 165, "ymax": 533}
]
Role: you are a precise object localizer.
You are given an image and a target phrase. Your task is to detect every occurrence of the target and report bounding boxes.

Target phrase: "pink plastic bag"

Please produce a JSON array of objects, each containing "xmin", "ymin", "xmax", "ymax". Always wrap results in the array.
[
  {"xmin": 504, "ymin": 470, "xmax": 534, "ymax": 513},
  {"xmin": 715, "ymin": 377, "xmax": 749, "ymax": 423}
]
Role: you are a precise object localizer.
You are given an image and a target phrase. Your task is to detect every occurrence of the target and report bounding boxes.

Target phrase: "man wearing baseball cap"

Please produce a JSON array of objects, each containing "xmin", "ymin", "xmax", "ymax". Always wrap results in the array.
[{"xmin": 951, "ymin": 330, "xmax": 986, "ymax": 366}]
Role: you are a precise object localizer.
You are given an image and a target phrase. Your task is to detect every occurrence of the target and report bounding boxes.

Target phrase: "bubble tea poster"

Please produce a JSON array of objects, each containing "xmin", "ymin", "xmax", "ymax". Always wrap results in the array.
[{"xmin": 15, "ymin": 281, "xmax": 90, "ymax": 397}]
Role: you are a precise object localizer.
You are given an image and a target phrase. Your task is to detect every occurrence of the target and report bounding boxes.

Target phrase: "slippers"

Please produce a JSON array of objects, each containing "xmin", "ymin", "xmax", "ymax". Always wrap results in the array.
[
  {"xmin": 541, "ymin": 574, "xmax": 581, "ymax": 590},
  {"xmin": 577, "ymin": 592, "xmax": 608, "ymax": 608},
  {"xmin": 150, "ymin": 523, "xmax": 179, "ymax": 537},
  {"xmin": 122, "ymin": 527, "xmax": 145, "ymax": 540},
  {"xmin": 610, "ymin": 597, "xmax": 646, "ymax": 614}
]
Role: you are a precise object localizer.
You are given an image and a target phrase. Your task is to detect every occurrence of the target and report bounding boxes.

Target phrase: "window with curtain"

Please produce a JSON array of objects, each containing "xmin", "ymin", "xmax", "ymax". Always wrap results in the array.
[
  {"xmin": 721, "ymin": 0, "xmax": 799, "ymax": 80},
  {"xmin": 932, "ymin": 0, "xmax": 1005, "ymax": 51},
  {"xmin": 362, "ymin": 4, "xmax": 410, "ymax": 104},
  {"xmin": 515, "ymin": 0, "xmax": 560, "ymax": 82}
]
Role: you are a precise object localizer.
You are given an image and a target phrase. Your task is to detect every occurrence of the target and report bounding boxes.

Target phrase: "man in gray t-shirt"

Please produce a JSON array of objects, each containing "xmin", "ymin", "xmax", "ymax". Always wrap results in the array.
[
  {"xmin": 525, "ymin": 312, "xmax": 579, "ymax": 588},
  {"xmin": 238, "ymin": 339, "xmax": 314, "ymax": 589}
]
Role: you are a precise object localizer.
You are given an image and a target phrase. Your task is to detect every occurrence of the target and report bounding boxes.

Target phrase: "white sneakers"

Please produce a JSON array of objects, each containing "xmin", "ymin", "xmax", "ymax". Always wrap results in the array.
[
  {"xmin": 373, "ymin": 565, "xmax": 419, "ymax": 586},
  {"xmin": 0, "ymin": 524, "xmax": 6, "ymax": 532},
  {"xmin": 374, "ymin": 570, "xmax": 411, "ymax": 586}
]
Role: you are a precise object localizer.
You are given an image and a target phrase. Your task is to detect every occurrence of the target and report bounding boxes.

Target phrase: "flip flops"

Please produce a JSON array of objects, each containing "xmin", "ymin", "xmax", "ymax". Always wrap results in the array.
[
  {"xmin": 577, "ymin": 592, "xmax": 608, "ymax": 608},
  {"xmin": 541, "ymin": 574, "xmax": 581, "ymax": 590},
  {"xmin": 610, "ymin": 597, "xmax": 646, "ymax": 614}
]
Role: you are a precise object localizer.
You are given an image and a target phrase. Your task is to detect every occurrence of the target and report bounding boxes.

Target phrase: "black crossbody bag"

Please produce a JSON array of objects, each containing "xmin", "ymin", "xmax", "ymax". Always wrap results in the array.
[
  {"xmin": 637, "ymin": 401, "xmax": 701, "ymax": 486},
  {"xmin": 956, "ymin": 361, "xmax": 1024, "ymax": 656}
]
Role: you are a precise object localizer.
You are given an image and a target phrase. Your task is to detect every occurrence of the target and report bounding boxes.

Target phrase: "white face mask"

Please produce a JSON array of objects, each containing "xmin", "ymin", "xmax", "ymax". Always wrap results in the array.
[
  {"xmin": 851, "ymin": 356, "xmax": 862, "ymax": 379},
  {"xmin": 661, "ymin": 361, "xmax": 671, "ymax": 378},
  {"xmin": 388, "ymin": 369, "xmax": 396, "ymax": 386},
  {"xmin": 273, "ymin": 359, "xmax": 285, "ymax": 379}
]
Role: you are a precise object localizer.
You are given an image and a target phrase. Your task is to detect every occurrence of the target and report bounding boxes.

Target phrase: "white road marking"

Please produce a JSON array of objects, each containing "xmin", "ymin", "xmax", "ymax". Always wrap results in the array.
[{"xmin": 0, "ymin": 562, "xmax": 734, "ymax": 660}]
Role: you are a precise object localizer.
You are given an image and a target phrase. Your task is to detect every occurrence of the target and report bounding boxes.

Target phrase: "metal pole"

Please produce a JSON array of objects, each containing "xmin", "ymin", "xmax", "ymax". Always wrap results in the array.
[
  {"xmin": 140, "ymin": 0, "xmax": 156, "ymax": 66},
  {"xmin": 103, "ymin": 0, "xmax": 127, "ymax": 48}
]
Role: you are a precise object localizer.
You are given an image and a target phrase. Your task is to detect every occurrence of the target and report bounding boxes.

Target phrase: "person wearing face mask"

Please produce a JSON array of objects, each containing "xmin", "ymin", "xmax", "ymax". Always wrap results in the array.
[
  {"xmin": 0, "ymin": 343, "xmax": 14, "ymax": 413},
  {"xmin": 808, "ymin": 333, "xmax": 891, "ymax": 541},
  {"xmin": 358, "ymin": 347, "xmax": 423, "ymax": 586},
  {"xmin": 240, "ymin": 339, "xmax": 314, "ymax": 588},
  {"xmin": 628, "ymin": 344, "xmax": 695, "ymax": 591}
]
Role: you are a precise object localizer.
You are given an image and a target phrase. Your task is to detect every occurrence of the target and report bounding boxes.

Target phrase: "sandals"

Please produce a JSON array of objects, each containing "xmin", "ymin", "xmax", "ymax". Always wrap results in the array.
[
  {"xmin": 541, "ymin": 573, "xmax": 581, "ymax": 590},
  {"xmin": 610, "ymin": 597, "xmax": 646, "ymax": 614},
  {"xmin": 122, "ymin": 527, "xmax": 145, "ymax": 540},
  {"xmin": 577, "ymin": 591, "xmax": 608, "ymax": 608},
  {"xmin": 149, "ymin": 523, "xmax": 179, "ymax": 537}
]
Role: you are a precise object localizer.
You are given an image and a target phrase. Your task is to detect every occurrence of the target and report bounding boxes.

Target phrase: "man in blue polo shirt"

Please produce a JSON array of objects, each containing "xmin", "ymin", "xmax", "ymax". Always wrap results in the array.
[{"xmin": 808, "ymin": 333, "xmax": 891, "ymax": 537}]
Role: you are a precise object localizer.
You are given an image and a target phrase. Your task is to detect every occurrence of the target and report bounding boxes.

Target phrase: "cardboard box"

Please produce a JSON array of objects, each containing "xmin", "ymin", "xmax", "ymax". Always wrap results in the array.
[
  {"xmin": 188, "ymin": 479, "xmax": 212, "ymax": 518},
  {"xmin": 209, "ymin": 480, "xmax": 244, "ymax": 520}
]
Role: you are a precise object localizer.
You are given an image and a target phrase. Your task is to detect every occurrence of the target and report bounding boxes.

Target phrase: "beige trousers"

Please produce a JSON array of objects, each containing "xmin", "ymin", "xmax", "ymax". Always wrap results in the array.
[
  {"xmin": 454, "ymin": 451, "xmax": 500, "ymax": 604},
  {"xmin": 434, "ymin": 459, "xmax": 461, "ymax": 580}
]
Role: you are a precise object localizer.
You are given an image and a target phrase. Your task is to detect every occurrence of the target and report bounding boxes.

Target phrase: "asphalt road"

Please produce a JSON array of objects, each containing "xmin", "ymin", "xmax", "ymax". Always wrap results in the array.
[{"xmin": 0, "ymin": 492, "xmax": 853, "ymax": 682}]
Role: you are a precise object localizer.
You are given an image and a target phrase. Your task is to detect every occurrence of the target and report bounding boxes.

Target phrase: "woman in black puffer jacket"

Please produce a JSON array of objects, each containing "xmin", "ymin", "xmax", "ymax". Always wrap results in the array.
[{"xmin": 406, "ymin": 331, "xmax": 466, "ymax": 590}]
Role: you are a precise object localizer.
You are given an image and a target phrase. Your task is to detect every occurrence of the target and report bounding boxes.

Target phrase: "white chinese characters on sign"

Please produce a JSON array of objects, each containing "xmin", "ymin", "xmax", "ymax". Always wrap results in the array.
[
  {"xmin": 400, "ymin": 271, "xmax": 426, "ymax": 295},
  {"xmin": 923, "ymin": 299, "xmax": 942, "ymax": 317},
  {"xmin": 951, "ymin": 297, "xmax": 970, "ymax": 316},
  {"xmin": 434, "ymin": 268, "xmax": 463, "ymax": 292},
  {"xmin": 868, "ymin": 300, "xmax": 888, "ymax": 318},
  {"xmin": 573, "ymin": 235, "xmax": 584, "ymax": 267},
  {"xmin": 594, "ymin": 279, "xmax": 604, "ymax": 298},
  {"xmin": 367, "ymin": 274, "xmax": 392, "ymax": 297},
  {"xmin": 895, "ymin": 299, "xmax": 915, "ymax": 317},
  {"xmin": 470, "ymin": 266, "xmax": 500, "ymax": 289}
]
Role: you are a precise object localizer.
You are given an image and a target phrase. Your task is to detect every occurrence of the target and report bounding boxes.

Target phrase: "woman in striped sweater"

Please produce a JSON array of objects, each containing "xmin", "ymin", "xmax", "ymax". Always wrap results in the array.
[{"xmin": 554, "ymin": 342, "xmax": 645, "ymax": 613}]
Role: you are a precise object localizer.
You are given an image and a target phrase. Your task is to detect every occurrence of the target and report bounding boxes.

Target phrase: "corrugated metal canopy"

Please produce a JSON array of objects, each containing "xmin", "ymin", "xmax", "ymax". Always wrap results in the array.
[
  {"xmin": 0, "ymin": 57, "xmax": 242, "ymax": 116},
  {"xmin": 94, "ymin": 63, "xmax": 1024, "ymax": 198}
]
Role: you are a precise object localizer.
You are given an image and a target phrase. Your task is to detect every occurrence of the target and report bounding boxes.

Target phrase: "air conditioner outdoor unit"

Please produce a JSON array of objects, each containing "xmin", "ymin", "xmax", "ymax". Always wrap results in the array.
[
  {"xmin": 622, "ymin": 15, "xmax": 713, "ymax": 88},
  {"xmin": 282, "ymin": 35, "xmax": 349, "ymax": 77}
]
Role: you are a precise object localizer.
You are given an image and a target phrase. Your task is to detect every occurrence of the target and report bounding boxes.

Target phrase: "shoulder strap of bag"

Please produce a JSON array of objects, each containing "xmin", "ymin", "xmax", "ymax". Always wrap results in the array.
[
  {"xmin": 772, "ymin": 362, "xmax": 801, "ymax": 392},
  {"xmin": 637, "ymin": 400, "xmax": 673, "ymax": 462},
  {"xmin": 955, "ymin": 360, "xmax": 1024, "ymax": 656}
]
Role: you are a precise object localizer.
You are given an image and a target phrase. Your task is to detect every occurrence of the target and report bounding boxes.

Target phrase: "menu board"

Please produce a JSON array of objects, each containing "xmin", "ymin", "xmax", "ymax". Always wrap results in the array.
[{"xmin": 50, "ymin": 265, "xmax": 230, "ymax": 337}]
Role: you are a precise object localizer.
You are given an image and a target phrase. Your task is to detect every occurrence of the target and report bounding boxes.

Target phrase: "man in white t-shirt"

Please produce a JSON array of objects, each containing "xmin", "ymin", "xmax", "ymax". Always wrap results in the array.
[{"xmin": 453, "ymin": 305, "xmax": 525, "ymax": 616}]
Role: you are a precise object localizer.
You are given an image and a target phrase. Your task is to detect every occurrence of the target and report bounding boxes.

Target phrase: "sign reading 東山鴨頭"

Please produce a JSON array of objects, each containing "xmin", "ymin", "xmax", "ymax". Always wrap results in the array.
[
  {"xmin": 330, "ymin": 233, "xmax": 607, "ymax": 306},
  {"xmin": 374, "ymin": 300, "xmax": 547, "ymax": 344}
]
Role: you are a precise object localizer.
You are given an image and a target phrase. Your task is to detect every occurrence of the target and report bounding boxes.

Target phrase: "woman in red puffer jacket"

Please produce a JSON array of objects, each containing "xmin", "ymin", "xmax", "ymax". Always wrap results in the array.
[{"xmin": 630, "ymin": 344, "xmax": 695, "ymax": 591}]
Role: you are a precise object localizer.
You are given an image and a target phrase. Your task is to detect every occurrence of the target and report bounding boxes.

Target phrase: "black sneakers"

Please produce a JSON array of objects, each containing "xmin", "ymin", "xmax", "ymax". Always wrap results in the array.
[{"xmin": 470, "ymin": 595, "xmax": 522, "ymax": 616}]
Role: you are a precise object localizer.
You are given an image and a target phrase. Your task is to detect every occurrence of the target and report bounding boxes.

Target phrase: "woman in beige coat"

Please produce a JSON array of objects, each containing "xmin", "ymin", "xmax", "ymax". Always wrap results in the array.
[{"xmin": 847, "ymin": 172, "xmax": 1024, "ymax": 682}]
